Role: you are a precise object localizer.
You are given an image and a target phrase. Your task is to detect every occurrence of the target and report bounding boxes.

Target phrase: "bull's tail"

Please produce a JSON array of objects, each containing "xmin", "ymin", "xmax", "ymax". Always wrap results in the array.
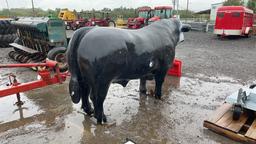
[{"xmin": 66, "ymin": 27, "xmax": 94, "ymax": 103}]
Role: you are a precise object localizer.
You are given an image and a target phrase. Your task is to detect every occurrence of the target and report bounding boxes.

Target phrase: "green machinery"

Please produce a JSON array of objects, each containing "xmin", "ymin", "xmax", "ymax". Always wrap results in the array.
[{"xmin": 9, "ymin": 17, "xmax": 68, "ymax": 71}]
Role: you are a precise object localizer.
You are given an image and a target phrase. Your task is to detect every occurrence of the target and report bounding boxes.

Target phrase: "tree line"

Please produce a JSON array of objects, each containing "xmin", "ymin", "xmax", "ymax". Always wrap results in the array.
[
  {"xmin": 223, "ymin": 0, "xmax": 256, "ymax": 12},
  {"xmin": 0, "ymin": 7, "xmax": 140, "ymax": 19},
  {"xmin": 0, "ymin": 6, "xmax": 197, "ymax": 20}
]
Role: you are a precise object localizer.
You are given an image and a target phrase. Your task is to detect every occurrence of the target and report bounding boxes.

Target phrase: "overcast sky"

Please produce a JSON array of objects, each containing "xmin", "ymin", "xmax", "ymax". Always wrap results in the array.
[{"xmin": 0, "ymin": 0, "xmax": 225, "ymax": 12}]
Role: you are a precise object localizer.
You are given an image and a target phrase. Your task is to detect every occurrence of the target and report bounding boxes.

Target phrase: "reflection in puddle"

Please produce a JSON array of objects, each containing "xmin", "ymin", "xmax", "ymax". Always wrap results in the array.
[{"xmin": 0, "ymin": 94, "xmax": 42, "ymax": 124}]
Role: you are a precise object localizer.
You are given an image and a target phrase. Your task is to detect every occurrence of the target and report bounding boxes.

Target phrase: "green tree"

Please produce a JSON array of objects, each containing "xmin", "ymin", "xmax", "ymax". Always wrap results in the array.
[
  {"xmin": 247, "ymin": 0, "xmax": 256, "ymax": 12},
  {"xmin": 223, "ymin": 0, "xmax": 243, "ymax": 6}
]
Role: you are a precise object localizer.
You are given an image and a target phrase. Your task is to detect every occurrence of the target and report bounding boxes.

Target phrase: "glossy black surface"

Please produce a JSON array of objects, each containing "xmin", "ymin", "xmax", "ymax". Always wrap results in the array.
[{"xmin": 67, "ymin": 19, "xmax": 185, "ymax": 124}]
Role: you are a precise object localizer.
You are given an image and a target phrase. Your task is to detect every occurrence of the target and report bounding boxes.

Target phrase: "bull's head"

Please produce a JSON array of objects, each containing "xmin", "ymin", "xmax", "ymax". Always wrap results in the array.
[{"xmin": 178, "ymin": 22, "xmax": 191, "ymax": 43}]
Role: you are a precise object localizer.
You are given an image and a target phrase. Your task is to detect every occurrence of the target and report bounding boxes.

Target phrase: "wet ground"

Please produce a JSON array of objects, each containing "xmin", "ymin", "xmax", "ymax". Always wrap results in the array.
[{"xmin": 0, "ymin": 31, "xmax": 256, "ymax": 144}]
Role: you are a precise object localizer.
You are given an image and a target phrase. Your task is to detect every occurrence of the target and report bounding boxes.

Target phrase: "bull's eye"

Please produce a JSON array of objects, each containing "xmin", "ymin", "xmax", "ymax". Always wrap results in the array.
[{"xmin": 71, "ymin": 91, "xmax": 75, "ymax": 96}]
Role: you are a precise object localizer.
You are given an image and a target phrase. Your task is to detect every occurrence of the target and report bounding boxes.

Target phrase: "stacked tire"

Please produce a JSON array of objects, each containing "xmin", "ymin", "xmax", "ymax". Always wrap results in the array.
[{"xmin": 0, "ymin": 19, "xmax": 17, "ymax": 48}]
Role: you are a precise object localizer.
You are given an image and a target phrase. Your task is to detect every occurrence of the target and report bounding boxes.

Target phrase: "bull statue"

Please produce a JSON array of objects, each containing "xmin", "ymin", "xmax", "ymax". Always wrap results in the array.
[{"xmin": 66, "ymin": 18, "xmax": 190, "ymax": 124}]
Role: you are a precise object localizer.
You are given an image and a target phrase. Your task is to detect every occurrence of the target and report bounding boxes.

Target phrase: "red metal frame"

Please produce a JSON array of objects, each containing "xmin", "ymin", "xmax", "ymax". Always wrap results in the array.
[{"xmin": 0, "ymin": 60, "xmax": 69, "ymax": 98}]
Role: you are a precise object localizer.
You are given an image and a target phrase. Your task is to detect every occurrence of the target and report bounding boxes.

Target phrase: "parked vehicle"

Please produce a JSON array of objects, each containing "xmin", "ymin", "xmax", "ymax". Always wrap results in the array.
[
  {"xmin": 148, "ymin": 6, "xmax": 173, "ymax": 24},
  {"xmin": 58, "ymin": 9, "xmax": 77, "ymax": 30},
  {"xmin": 214, "ymin": 6, "xmax": 254, "ymax": 37},
  {"xmin": 116, "ymin": 15, "xmax": 127, "ymax": 28},
  {"xmin": 127, "ymin": 6, "xmax": 153, "ymax": 29},
  {"xmin": 84, "ymin": 11, "xmax": 116, "ymax": 27}
]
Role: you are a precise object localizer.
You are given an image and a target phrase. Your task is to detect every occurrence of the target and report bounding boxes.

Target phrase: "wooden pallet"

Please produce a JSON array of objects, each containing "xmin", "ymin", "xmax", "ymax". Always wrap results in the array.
[{"xmin": 204, "ymin": 103, "xmax": 256, "ymax": 144}]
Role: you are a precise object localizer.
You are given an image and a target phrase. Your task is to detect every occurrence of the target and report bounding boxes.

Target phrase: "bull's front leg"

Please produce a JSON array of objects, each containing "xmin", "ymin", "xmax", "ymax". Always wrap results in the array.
[
  {"xmin": 154, "ymin": 68, "xmax": 168, "ymax": 99},
  {"xmin": 139, "ymin": 78, "xmax": 147, "ymax": 94}
]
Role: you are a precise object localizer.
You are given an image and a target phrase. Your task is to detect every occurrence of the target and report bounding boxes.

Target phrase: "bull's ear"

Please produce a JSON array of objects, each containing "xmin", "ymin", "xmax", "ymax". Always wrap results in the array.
[{"xmin": 181, "ymin": 24, "xmax": 191, "ymax": 32}]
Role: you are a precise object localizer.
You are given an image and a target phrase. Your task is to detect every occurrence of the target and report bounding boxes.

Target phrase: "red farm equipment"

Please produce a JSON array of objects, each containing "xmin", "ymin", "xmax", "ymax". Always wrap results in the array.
[
  {"xmin": 214, "ymin": 6, "xmax": 254, "ymax": 37},
  {"xmin": 0, "ymin": 60, "xmax": 69, "ymax": 106},
  {"xmin": 83, "ymin": 11, "xmax": 116, "ymax": 27},
  {"xmin": 127, "ymin": 6, "xmax": 153, "ymax": 29},
  {"xmin": 148, "ymin": 6, "xmax": 173, "ymax": 24}
]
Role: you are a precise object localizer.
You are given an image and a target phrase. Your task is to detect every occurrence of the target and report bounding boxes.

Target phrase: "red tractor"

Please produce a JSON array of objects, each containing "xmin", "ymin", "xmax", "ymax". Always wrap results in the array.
[
  {"xmin": 148, "ymin": 6, "xmax": 173, "ymax": 24},
  {"xmin": 127, "ymin": 6, "xmax": 153, "ymax": 29},
  {"xmin": 70, "ymin": 14, "xmax": 88, "ymax": 30},
  {"xmin": 84, "ymin": 11, "xmax": 116, "ymax": 27}
]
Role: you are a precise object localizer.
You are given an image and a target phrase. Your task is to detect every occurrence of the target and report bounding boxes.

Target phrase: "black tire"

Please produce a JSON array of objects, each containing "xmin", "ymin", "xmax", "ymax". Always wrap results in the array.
[
  {"xmin": 0, "ymin": 19, "xmax": 17, "ymax": 48},
  {"xmin": 47, "ymin": 47, "xmax": 68, "ymax": 72},
  {"xmin": 0, "ymin": 20, "xmax": 16, "ymax": 35},
  {"xmin": 0, "ymin": 33, "xmax": 17, "ymax": 48},
  {"xmin": 249, "ymin": 84, "xmax": 256, "ymax": 89},
  {"xmin": 233, "ymin": 105, "xmax": 242, "ymax": 120},
  {"xmin": 108, "ymin": 20, "xmax": 116, "ymax": 27}
]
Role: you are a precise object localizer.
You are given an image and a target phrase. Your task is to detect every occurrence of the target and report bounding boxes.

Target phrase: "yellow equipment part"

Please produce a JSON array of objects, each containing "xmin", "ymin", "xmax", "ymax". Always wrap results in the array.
[
  {"xmin": 58, "ymin": 9, "xmax": 77, "ymax": 21},
  {"xmin": 115, "ymin": 15, "xmax": 127, "ymax": 28}
]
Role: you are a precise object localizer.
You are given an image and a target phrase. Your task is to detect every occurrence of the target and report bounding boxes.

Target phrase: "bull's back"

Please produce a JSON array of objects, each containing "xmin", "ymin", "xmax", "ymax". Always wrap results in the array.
[
  {"xmin": 77, "ymin": 28, "xmax": 131, "ymax": 78},
  {"xmin": 77, "ymin": 28, "xmax": 130, "ymax": 62}
]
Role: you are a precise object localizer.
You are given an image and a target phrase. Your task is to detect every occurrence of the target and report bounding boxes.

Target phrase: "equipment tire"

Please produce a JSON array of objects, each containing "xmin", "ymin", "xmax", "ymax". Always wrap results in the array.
[
  {"xmin": 47, "ymin": 47, "xmax": 68, "ymax": 72},
  {"xmin": 233, "ymin": 105, "xmax": 242, "ymax": 120},
  {"xmin": 0, "ymin": 34, "xmax": 17, "ymax": 48},
  {"xmin": 108, "ymin": 20, "xmax": 116, "ymax": 27}
]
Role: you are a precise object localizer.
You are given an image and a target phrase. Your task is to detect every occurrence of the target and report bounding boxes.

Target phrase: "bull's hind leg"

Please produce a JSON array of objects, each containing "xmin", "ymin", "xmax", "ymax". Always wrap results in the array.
[
  {"xmin": 92, "ymin": 81, "xmax": 111, "ymax": 124},
  {"xmin": 139, "ymin": 78, "xmax": 147, "ymax": 94},
  {"xmin": 81, "ymin": 84, "xmax": 94, "ymax": 116},
  {"xmin": 154, "ymin": 69, "xmax": 168, "ymax": 99}
]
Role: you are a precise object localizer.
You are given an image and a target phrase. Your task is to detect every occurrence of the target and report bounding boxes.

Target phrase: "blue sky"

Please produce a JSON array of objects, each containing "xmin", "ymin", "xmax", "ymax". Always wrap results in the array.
[{"xmin": 0, "ymin": 0, "xmax": 224, "ymax": 12}]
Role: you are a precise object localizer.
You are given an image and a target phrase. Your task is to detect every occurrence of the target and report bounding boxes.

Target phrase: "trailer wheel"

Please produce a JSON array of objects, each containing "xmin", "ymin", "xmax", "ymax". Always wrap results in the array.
[
  {"xmin": 233, "ymin": 105, "xmax": 242, "ymax": 120},
  {"xmin": 47, "ymin": 47, "xmax": 68, "ymax": 72},
  {"xmin": 108, "ymin": 20, "xmax": 116, "ymax": 27},
  {"xmin": 249, "ymin": 84, "xmax": 256, "ymax": 89}
]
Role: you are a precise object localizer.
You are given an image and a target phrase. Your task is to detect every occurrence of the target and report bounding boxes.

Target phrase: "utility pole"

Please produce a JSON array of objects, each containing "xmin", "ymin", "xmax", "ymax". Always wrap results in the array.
[
  {"xmin": 31, "ymin": 0, "xmax": 35, "ymax": 17},
  {"xmin": 5, "ymin": 0, "xmax": 11, "ymax": 17},
  {"xmin": 173, "ymin": 0, "xmax": 176, "ymax": 11},
  {"xmin": 186, "ymin": 0, "xmax": 189, "ymax": 15},
  {"xmin": 177, "ymin": 0, "xmax": 179, "ymax": 14}
]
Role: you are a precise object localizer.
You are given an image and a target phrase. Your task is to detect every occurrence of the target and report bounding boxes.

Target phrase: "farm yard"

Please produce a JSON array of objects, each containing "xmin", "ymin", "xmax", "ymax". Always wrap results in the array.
[{"xmin": 0, "ymin": 31, "xmax": 255, "ymax": 144}]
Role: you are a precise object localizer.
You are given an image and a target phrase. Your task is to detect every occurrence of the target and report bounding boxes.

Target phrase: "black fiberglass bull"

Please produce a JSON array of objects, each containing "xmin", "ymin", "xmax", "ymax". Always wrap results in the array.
[{"xmin": 66, "ymin": 18, "xmax": 190, "ymax": 124}]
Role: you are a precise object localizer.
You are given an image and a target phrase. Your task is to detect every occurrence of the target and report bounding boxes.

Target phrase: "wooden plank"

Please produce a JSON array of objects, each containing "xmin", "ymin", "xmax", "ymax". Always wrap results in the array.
[
  {"xmin": 9, "ymin": 43, "xmax": 39, "ymax": 54},
  {"xmin": 227, "ymin": 113, "xmax": 248, "ymax": 132},
  {"xmin": 209, "ymin": 103, "xmax": 232, "ymax": 123},
  {"xmin": 216, "ymin": 110, "xmax": 234, "ymax": 128},
  {"xmin": 204, "ymin": 121, "xmax": 256, "ymax": 144},
  {"xmin": 245, "ymin": 120, "xmax": 256, "ymax": 139}
]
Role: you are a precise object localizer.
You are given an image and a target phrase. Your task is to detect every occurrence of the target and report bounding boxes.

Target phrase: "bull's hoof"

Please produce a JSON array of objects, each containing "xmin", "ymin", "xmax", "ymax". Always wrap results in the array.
[
  {"xmin": 71, "ymin": 94, "xmax": 81, "ymax": 104},
  {"xmin": 83, "ymin": 107, "xmax": 94, "ymax": 116},
  {"xmin": 155, "ymin": 95, "xmax": 161, "ymax": 100},
  {"xmin": 139, "ymin": 89, "xmax": 147, "ymax": 94},
  {"xmin": 103, "ymin": 114, "xmax": 107, "ymax": 123},
  {"xmin": 90, "ymin": 117, "xmax": 116, "ymax": 126}
]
